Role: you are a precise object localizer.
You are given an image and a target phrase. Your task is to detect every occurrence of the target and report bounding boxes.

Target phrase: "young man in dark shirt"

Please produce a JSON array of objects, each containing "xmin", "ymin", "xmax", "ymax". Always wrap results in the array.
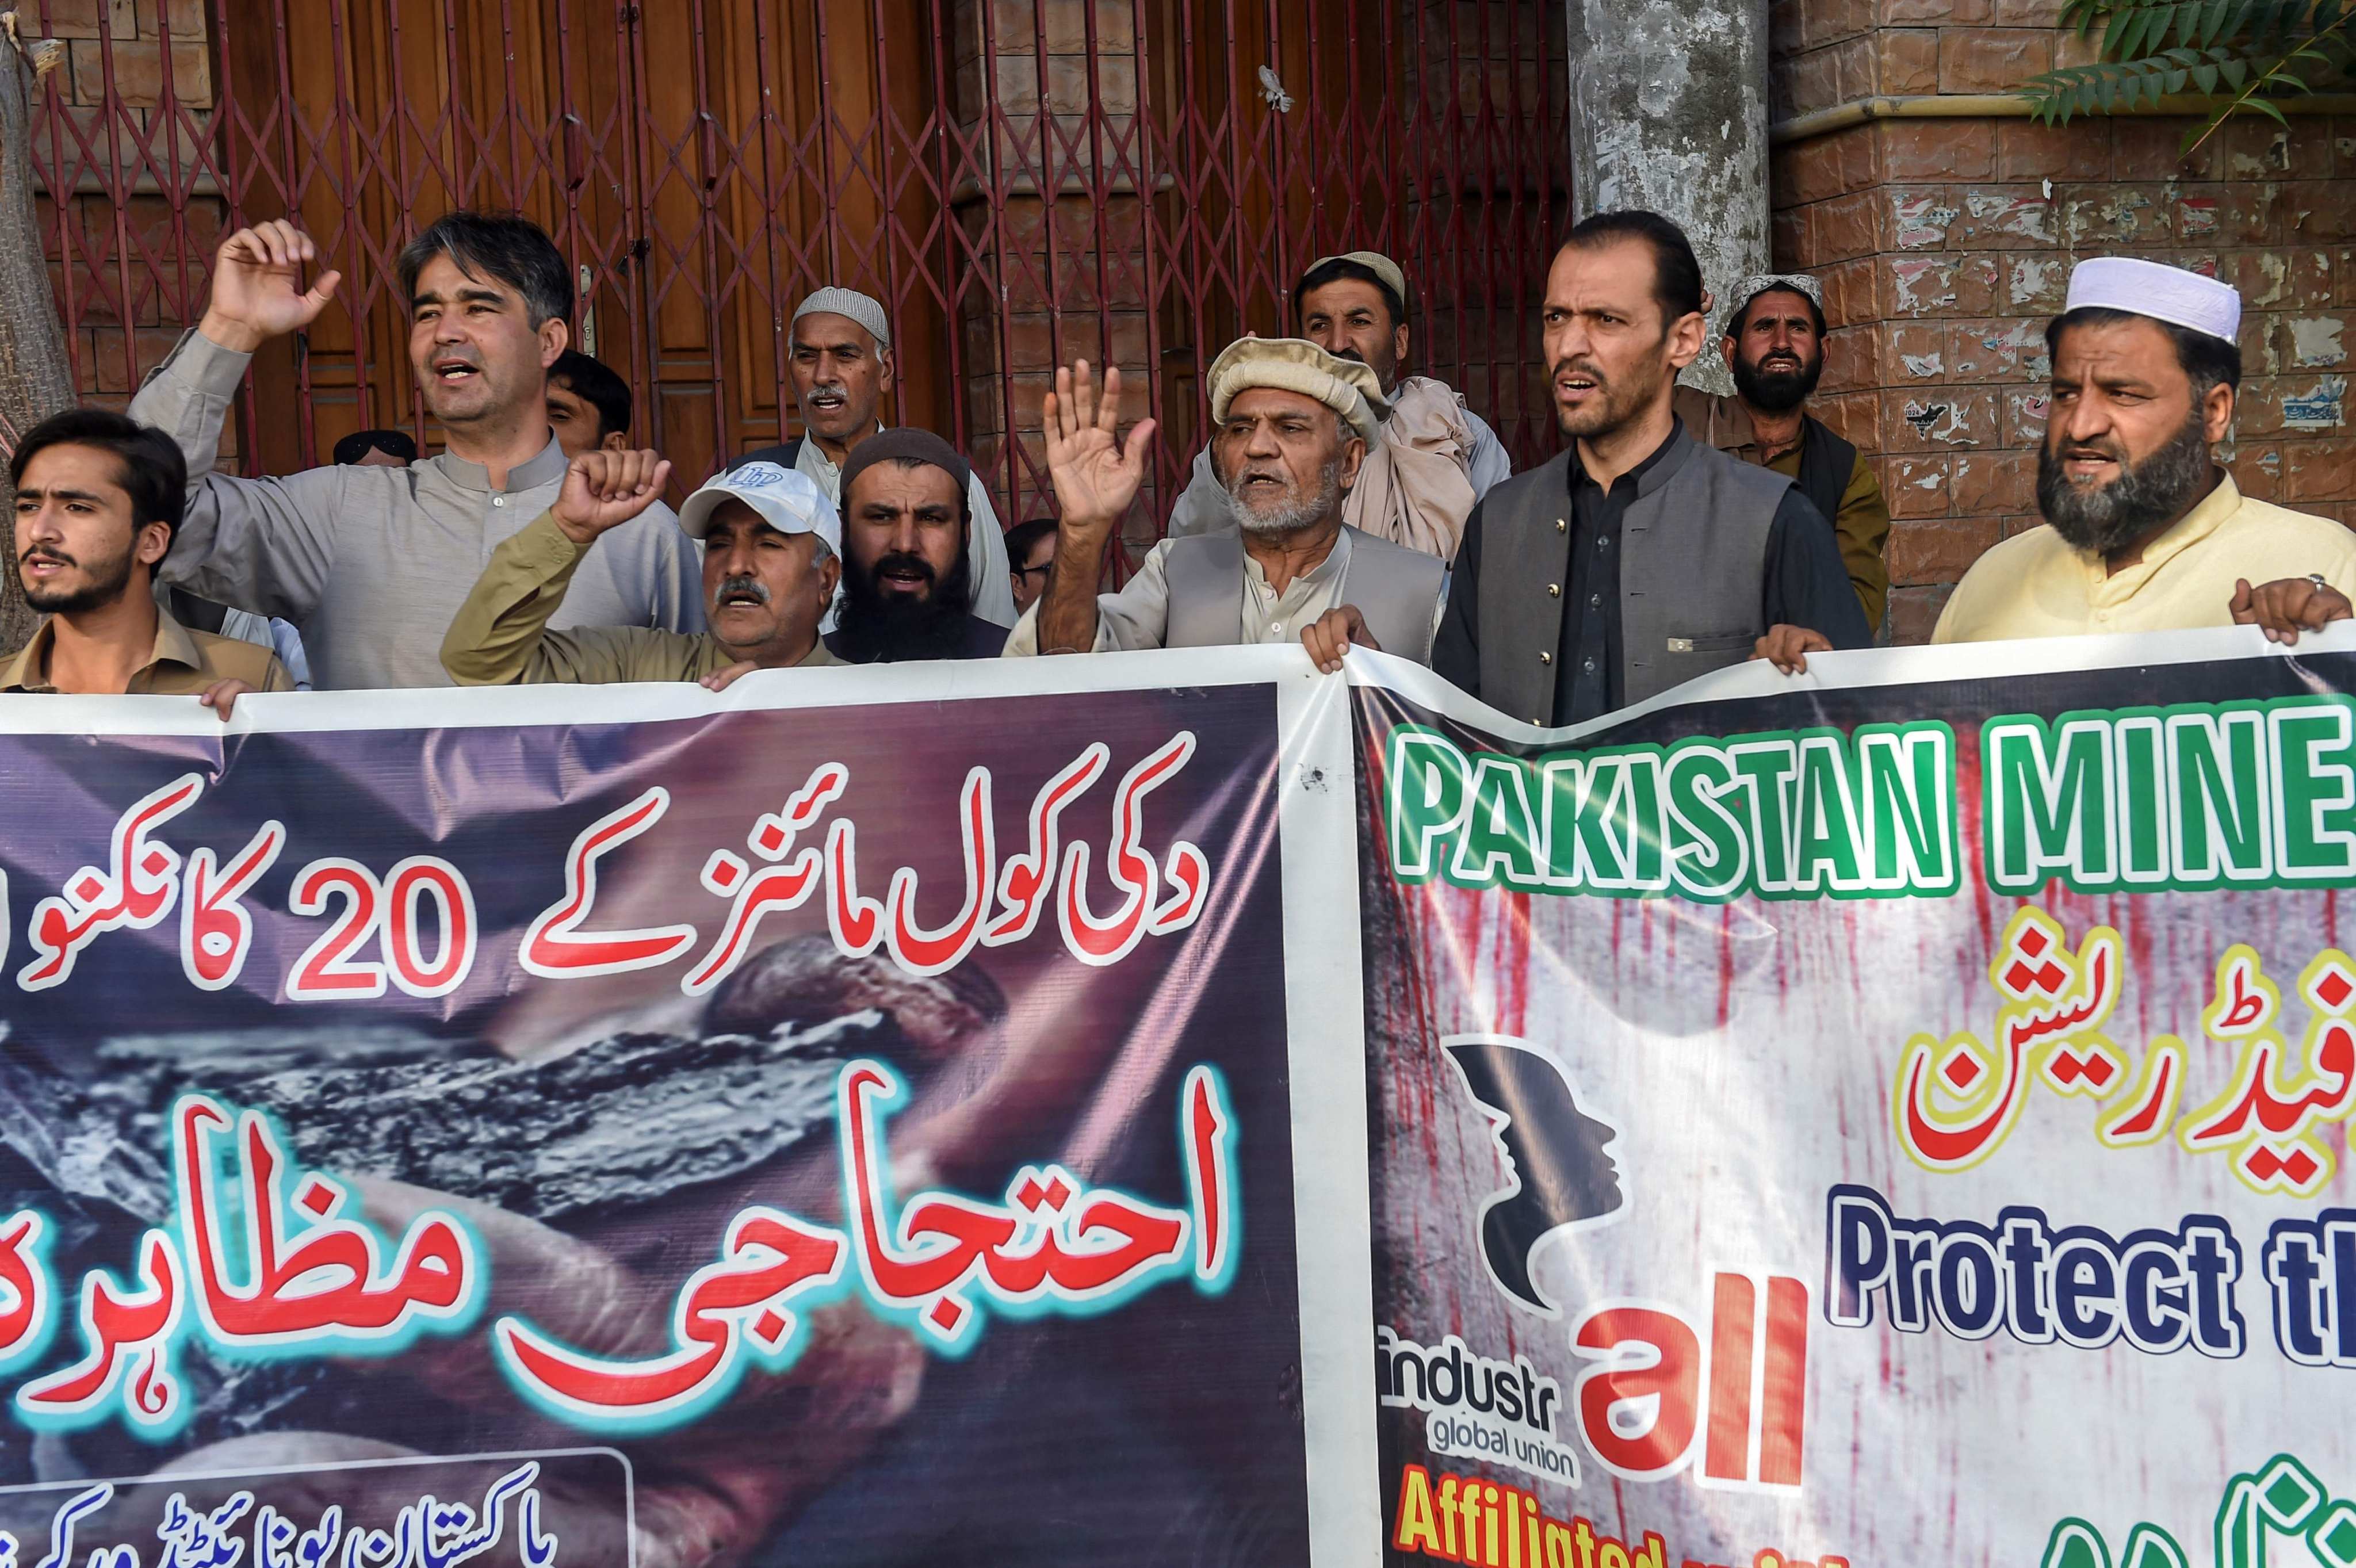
[{"xmin": 1432, "ymin": 212, "xmax": 1868, "ymax": 726}]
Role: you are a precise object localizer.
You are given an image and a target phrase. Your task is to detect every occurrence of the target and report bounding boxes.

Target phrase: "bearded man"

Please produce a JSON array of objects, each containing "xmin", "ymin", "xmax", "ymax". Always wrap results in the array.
[
  {"xmin": 1431, "ymin": 211, "xmax": 1869, "ymax": 725},
  {"xmin": 826, "ymin": 428, "xmax": 1011, "ymax": 662},
  {"xmin": 1676, "ymin": 273, "xmax": 1891, "ymax": 629},
  {"xmin": 1935, "ymin": 258, "xmax": 2356, "ymax": 646},
  {"xmin": 1004, "ymin": 338, "xmax": 1445, "ymax": 667},
  {"xmin": 1161, "ymin": 252, "xmax": 1510, "ymax": 562}
]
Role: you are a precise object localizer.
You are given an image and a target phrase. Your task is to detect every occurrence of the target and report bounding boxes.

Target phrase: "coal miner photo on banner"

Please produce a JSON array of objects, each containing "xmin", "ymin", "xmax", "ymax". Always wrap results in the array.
[{"xmin": 0, "ymin": 654, "xmax": 1375, "ymax": 1567}]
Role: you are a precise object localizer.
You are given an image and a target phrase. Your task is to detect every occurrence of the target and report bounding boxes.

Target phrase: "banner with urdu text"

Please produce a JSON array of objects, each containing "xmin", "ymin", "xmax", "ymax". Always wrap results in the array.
[
  {"xmin": 1, "ymin": 629, "xmax": 2352, "ymax": 1568},
  {"xmin": 0, "ymin": 655, "xmax": 1380, "ymax": 1568},
  {"xmin": 1357, "ymin": 628, "xmax": 2356, "ymax": 1568}
]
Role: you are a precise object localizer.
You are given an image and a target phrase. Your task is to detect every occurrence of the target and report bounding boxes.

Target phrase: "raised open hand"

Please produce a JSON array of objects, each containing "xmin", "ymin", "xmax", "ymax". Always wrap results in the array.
[
  {"xmin": 1041, "ymin": 360, "xmax": 1156, "ymax": 536},
  {"xmin": 198, "ymin": 221, "xmax": 343, "ymax": 354}
]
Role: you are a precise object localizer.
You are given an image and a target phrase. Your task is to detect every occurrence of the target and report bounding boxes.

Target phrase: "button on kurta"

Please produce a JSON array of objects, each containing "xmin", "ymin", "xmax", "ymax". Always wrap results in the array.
[
  {"xmin": 492, "ymin": 495, "xmax": 506, "ymax": 507},
  {"xmin": 1539, "ymin": 651, "xmax": 1551, "ymax": 664},
  {"xmin": 1547, "ymin": 583, "xmax": 1561, "ymax": 596}
]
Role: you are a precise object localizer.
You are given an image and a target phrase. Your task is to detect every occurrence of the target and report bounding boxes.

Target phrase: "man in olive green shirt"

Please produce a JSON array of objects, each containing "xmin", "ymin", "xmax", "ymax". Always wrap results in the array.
[
  {"xmin": 1676, "ymin": 272, "xmax": 1892, "ymax": 632},
  {"xmin": 5, "ymin": 407, "xmax": 289, "ymax": 714},
  {"xmin": 441, "ymin": 450, "xmax": 843, "ymax": 688}
]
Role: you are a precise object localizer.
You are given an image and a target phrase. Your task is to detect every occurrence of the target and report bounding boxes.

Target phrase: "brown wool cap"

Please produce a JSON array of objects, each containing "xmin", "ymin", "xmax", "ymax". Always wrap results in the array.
[
  {"xmin": 838, "ymin": 427, "xmax": 974, "ymax": 521},
  {"xmin": 1206, "ymin": 336, "xmax": 1389, "ymax": 445}
]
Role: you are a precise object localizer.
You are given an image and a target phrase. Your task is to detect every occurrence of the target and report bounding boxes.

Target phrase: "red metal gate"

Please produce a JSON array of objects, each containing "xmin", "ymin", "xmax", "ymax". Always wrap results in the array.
[{"xmin": 33, "ymin": 0, "xmax": 1569, "ymax": 538}]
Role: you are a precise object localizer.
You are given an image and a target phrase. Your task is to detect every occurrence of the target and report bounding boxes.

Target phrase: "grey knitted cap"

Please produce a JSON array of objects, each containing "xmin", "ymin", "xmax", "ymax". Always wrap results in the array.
[{"xmin": 791, "ymin": 286, "xmax": 891, "ymax": 349}]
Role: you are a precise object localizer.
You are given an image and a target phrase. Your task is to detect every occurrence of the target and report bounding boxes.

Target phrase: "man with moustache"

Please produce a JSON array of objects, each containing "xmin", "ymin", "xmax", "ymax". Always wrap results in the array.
[
  {"xmin": 1005, "ymin": 342, "xmax": 1444, "ymax": 666},
  {"xmin": 1432, "ymin": 211, "xmax": 1869, "ymax": 726},
  {"xmin": 1936, "ymin": 257, "xmax": 2356, "ymax": 645},
  {"xmin": 733, "ymin": 288, "xmax": 1016, "ymax": 627},
  {"xmin": 128, "ymin": 213, "xmax": 702, "ymax": 689},
  {"xmin": 3, "ymin": 407, "xmax": 288, "ymax": 712},
  {"xmin": 1164, "ymin": 251, "xmax": 1509, "ymax": 560},
  {"xmin": 826, "ymin": 427, "xmax": 1010, "ymax": 661},
  {"xmin": 1677, "ymin": 273, "xmax": 1891, "ymax": 629},
  {"xmin": 441, "ymin": 453, "xmax": 842, "ymax": 687}
]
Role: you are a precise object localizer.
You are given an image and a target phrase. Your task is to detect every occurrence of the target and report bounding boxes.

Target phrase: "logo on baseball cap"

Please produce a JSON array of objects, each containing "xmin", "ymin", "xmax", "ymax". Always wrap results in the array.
[{"xmin": 678, "ymin": 463, "xmax": 841, "ymax": 559}]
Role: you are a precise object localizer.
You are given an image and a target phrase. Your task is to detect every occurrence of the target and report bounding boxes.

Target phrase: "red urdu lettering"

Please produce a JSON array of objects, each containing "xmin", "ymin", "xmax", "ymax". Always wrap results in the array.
[
  {"xmin": 683, "ymin": 853, "xmax": 821, "ymax": 995},
  {"xmin": 174, "ymin": 1096, "xmax": 477, "ymax": 1346},
  {"xmin": 839, "ymin": 1060, "xmax": 1200, "ymax": 1345},
  {"xmin": 1060, "ymin": 733, "xmax": 1200, "ymax": 966},
  {"xmin": 1895, "ymin": 1035, "xmax": 2030, "ymax": 1171},
  {"xmin": 19, "ymin": 773, "xmax": 204, "ymax": 992},
  {"xmin": 17, "ymin": 1228, "xmax": 183, "ymax": 1428},
  {"xmin": 988, "ymin": 744, "xmax": 1107, "ymax": 944},
  {"xmin": 1185, "ymin": 1065, "xmax": 1233, "ymax": 1282},
  {"xmin": 519, "ymin": 787, "xmax": 699, "ymax": 978},
  {"xmin": 0, "ymin": 1211, "xmax": 50, "ymax": 1361},
  {"xmin": 885, "ymin": 767, "xmax": 995, "ymax": 976},
  {"xmin": 827, "ymin": 819, "xmax": 882, "ymax": 953},
  {"xmin": 179, "ymin": 821, "xmax": 285, "ymax": 991},
  {"xmin": 682, "ymin": 765, "xmax": 844, "ymax": 995},
  {"xmin": 493, "ymin": 1207, "xmax": 843, "ymax": 1420}
]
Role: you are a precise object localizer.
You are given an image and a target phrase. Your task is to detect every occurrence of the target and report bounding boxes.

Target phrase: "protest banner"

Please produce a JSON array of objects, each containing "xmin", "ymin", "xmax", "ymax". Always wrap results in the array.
[
  {"xmin": 1358, "ymin": 627, "xmax": 2356, "ymax": 1568},
  {"xmin": 0, "ymin": 653, "xmax": 1381, "ymax": 1568},
  {"xmin": 1, "ymin": 628, "xmax": 2352, "ymax": 1567}
]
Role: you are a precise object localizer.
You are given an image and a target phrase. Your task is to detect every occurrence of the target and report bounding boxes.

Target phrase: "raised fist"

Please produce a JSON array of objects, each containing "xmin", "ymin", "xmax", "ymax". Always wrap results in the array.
[{"xmin": 551, "ymin": 449, "xmax": 673, "ymax": 544}]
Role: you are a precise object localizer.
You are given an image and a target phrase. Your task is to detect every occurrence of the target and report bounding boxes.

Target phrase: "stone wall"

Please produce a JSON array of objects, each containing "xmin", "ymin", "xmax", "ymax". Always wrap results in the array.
[{"xmin": 1769, "ymin": 0, "xmax": 2356, "ymax": 641}]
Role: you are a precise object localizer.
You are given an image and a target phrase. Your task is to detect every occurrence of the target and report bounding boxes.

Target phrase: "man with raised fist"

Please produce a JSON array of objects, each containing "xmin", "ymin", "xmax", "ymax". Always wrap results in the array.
[
  {"xmin": 442, "ymin": 450, "xmax": 842, "ymax": 689},
  {"xmin": 129, "ymin": 212, "xmax": 701, "ymax": 689}
]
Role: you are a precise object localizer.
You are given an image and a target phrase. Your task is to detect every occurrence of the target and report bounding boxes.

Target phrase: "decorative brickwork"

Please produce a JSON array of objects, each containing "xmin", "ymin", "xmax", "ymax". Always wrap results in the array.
[{"xmin": 1770, "ymin": 2, "xmax": 2356, "ymax": 641}]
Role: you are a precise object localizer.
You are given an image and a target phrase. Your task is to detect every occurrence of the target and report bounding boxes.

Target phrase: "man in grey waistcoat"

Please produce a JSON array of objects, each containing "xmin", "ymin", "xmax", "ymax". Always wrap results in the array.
[
  {"xmin": 1432, "ymin": 211, "xmax": 1869, "ymax": 726},
  {"xmin": 1004, "ymin": 338, "xmax": 1445, "ymax": 667}
]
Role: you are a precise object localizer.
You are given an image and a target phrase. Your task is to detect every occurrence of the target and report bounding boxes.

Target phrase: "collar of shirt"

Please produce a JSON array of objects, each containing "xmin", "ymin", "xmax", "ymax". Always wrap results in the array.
[
  {"xmin": 0, "ymin": 601, "xmax": 208, "ymax": 693},
  {"xmin": 1566, "ymin": 416, "xmax": 1690, "ymax": 500},
  {"xmin": 2076, "ymin": 470, "xmax": 2242, "ymax": 608},
  {"xmin": 794, "ymin": 423, "xmax": 887, "ymax": 494},
  {"xmin": 435, "ymin": 434, "xmax": 571, "ymax": 495},
  {"xmin": 1241, "ymin": 525, "xmax": 1353, "ymax": 594}
]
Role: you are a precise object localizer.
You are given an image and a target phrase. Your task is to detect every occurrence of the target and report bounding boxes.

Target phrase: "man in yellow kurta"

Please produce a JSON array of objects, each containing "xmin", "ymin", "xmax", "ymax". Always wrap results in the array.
[{"xmin": 1936, "ymin": 257, "xmax": 2356, "ymax": 647}]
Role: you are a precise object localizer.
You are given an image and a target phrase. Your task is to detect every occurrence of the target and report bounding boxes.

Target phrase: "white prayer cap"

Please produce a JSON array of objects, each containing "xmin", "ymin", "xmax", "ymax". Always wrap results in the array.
[
  {"xmin": 677, "ymin": 460, "xmax": 840, "ymax": 560},
  {"xmin": 2063, "ymin": 257, "xmax": 2241, "ymax": 343},
  {"xmin": 791, "ymin": 286, "xmax": 892, "ymax": 349}
]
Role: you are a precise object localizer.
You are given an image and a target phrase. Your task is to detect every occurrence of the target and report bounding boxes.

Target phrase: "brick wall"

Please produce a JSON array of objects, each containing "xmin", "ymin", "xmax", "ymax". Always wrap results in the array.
[{"xmin": 1768, "ymin": 0, "xmax": 2356, "ymax": 642}]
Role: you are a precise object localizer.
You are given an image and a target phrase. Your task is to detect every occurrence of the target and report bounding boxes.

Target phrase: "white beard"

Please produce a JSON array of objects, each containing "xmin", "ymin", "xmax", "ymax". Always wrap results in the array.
[{"xmin": 1223, "ymin": 460, "xmax": 1343, "ymax": 536}]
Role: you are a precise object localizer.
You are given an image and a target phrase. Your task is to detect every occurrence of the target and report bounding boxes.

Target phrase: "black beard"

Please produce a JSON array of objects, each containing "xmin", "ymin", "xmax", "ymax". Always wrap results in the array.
[
  {"xmin": 1732, "ymin": 351, "xmax": 1822, "ymax": 414},
  {"xmin": 835, "ymin": 549, "xmax": 975, "ymax": 662},
  {"xmin": 2037, "ymin": 409, "xmax": 2216, "ymax": 556},
  {"xmin": 21, "ymin": 548, "xmax": 134, "ymax": 616}
]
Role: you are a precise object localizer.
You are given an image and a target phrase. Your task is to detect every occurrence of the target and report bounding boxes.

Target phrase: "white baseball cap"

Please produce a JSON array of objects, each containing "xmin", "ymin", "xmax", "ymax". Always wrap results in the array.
[{"xmin": 678, "ymin": 461, "xmax": 840, "ymax": 559}]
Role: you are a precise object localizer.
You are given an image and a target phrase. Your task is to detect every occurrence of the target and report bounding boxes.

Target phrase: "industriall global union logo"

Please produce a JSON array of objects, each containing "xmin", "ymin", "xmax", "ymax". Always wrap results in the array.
[{"xmin": 1441, "ymin": 1032, "xmax": 1629, "ymax": 1317}]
